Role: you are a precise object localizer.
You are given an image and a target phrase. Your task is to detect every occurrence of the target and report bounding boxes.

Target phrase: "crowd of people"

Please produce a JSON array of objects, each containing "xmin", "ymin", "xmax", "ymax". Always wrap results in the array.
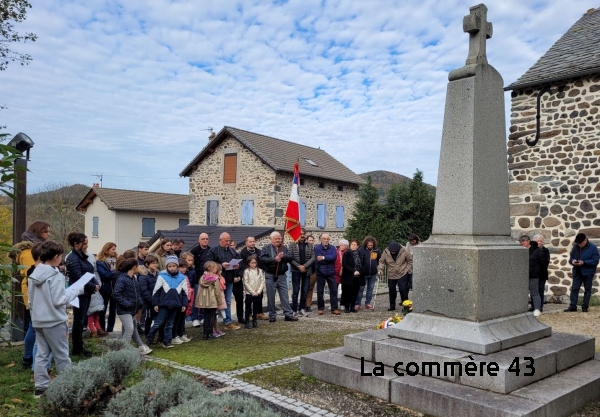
[{"xmin": 11, "ymin": 220, "xmax": 599, "ymax": 398}]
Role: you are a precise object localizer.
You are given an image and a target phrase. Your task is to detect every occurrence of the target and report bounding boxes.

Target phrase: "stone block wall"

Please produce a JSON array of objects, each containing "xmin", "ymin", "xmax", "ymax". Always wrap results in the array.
[{"xmin": 507, "ymin": 74, "xmax": 600, "ymax": 300}]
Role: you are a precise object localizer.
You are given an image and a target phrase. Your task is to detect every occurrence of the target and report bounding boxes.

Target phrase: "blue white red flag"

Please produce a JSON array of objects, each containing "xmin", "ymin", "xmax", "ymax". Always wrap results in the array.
[{"xmin": 284, "ymin": 162, "xmax": 302, "ymax": 242}]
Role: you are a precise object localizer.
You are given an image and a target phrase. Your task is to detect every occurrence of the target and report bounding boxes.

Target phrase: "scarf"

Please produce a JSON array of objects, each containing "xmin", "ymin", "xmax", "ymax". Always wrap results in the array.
[
  {"xmin": 106, "ymin": 257, "xmax": 117, "ymax": 270},
  {"xmin": 351, "ymin": 249, "xmax": 362, "ymax": 271},
  {"xmin": 21, "ymin": 229, "xmax": 45, "ymax": 244}
]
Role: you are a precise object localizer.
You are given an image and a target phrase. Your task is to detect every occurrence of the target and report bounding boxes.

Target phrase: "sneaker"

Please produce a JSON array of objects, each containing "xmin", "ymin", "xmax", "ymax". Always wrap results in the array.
[
  {"xmin": 285, "ymin": 315, "xmax": 298, "ymax": 322},
  {"xmin": 295, "ymin": 310, "xmax": 304, "ymax": 317},
  {"xmin": 34, "ymin": 388, "xmax": 46, "ymax": 398},
  {"xmin": 304, "ymin": 306, "xmax": 313, "ymax": 312},
  {"xmin": 139, "ymin": 345, "xmax": 153, "ymax": 355},
  {"xmin": 224, "ymin": 323, "xmax": 241, "ymax": 330},
  {"xmin": 192, "ymin": 320, "xmax": 202, "ymax": 328},
  {"xmin": 533, "ymin": 309, "xmax": 541, "ymax": 317},
  {"xmin": 180, "ymin": 335, "xmax": 192, "ymax": 343},
  {"xmin": 300, "ymin": 309, "xmax": 310, "ymax": 317},
  {"xmin": 22, "ymin": 357, "xmax": 33, "ymax": 370},
  {"xmin": 172, "ymin": 336, "xmax": 184, "ymax": 345},
  {"xmin": 203, "ymin": 334, "xmax": 216, "ymax": 340},
  {"xmin": 163, "ymin": 342, "xmax": 174, "ymax": 349},
  {"xmin": 216, "ymin": 329, "xmax": 225, "ymax": 336},
  {"xmin": 365, "ymin": 305, "xmax": 373, "ymax": 310},
  {"xmin": 212, "ymin": 331, "xmax": 224, "ymax": 338}
]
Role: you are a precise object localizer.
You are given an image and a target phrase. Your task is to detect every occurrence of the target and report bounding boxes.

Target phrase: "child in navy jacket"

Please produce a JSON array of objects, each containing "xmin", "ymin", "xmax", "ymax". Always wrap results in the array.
[{"xmin": 145, "ymin": 255, "xmax": 189, "ymax": 349}]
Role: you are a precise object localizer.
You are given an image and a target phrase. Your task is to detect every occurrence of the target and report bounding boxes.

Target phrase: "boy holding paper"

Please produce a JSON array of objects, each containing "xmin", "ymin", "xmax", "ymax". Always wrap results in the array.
[{"xmin": 28, "ymin": 241, "xmax": 86, "ymax": 398}]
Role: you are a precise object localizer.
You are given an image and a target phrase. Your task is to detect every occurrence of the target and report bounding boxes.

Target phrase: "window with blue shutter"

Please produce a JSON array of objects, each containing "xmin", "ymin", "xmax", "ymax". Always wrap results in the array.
[
  {"xmin": 179, "ymin": 219, "xmax": 189, "ymax": 228},
  {"xmin": 317, "ymin": 203, "xmax": 326, "ymax": 229},
  {"xmin": 142, "ymin": 218, "xmax": 155, "ymax": 237},
  {"xmin": 241, "ymin": 200, "xmax": 254, "ymax": 225},
  {"xmin": 335, "ymin": 206, "xmax": 345, "ymax": 228},
  {"xmin": 207, "ymin": 200, "xmax": 219, "ymax": 226},
  {"xmin": 92, "ymin": 217, "xmax": 99, "ymax": 237},
  {"xmin": 300, "ymin": 201, "xmax": 306, "ymax": 227}
]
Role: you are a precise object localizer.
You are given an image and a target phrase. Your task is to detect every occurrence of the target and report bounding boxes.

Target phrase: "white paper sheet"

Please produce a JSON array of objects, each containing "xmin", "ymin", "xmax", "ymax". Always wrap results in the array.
[
  {"xmin": 68, "ymin": 272, "xmax": 95, "ymax": 307},
  {"xmin": 225, "ymin": 258, "xmax": 242, "ymax": 270}
]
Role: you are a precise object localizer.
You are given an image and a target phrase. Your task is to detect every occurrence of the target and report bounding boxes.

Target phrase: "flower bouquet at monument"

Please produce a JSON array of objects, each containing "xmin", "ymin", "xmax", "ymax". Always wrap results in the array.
[
  {"xmin": 401, "ymin": 300, "xmax": 413, "ymax": 316},
  {"xmin": 376, "ymin": 313, "xmax": 403, "ymax": 330}
]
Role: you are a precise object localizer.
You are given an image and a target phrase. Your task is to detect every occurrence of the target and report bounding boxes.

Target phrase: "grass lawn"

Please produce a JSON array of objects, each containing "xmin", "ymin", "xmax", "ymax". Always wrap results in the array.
[{"xmin": 150, "ymin": 314, "xmax": 384, "ymax": 372}]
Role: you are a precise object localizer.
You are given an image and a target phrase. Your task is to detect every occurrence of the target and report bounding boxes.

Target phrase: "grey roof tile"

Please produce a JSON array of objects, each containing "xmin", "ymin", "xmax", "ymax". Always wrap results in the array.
[
  {"xmin": 506, "ymin": 8, "xmax": 600, "ymax": 90},
  {"xmin": 76, "ymin": 187, "xmax": 189, "ymax": 214},
  {"xmin": 180, "ymin": 126, "xmax": 366, "ymax": 185}
]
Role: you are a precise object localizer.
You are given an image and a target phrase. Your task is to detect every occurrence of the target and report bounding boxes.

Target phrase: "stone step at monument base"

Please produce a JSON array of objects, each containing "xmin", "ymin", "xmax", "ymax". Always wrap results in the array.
[
  {"xmin": 300, "ymin": 347, "xmax": 600, "ymax": 417},
  {"xmin": 344, "ymin": 330, "xmax": 596, "ymax": 393}
]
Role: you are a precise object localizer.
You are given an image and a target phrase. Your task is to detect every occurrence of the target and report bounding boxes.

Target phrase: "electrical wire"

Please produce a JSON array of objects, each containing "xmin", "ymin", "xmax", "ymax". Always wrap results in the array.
[{"xmin": 32, "ymin": 169, "xmax": 183, "ymax": 181}]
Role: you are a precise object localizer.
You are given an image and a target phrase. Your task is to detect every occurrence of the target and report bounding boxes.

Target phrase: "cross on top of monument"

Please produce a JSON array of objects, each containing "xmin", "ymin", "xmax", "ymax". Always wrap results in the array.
[{"xmin": 463, "ymin": 4, "xmax": 493, "ymax": 65}]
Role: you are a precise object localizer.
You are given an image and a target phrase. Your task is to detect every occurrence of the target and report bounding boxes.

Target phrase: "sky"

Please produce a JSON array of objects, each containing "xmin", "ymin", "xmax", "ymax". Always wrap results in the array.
[{"xmin": 1, "ymin": 0, "xmax": 598, "ymax": 195}]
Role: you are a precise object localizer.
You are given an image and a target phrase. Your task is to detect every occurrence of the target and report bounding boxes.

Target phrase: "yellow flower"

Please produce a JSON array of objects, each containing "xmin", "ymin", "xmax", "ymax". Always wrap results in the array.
[{"xmin": 402, "ymin": 300, "xmax": 413, "ymax": 307}]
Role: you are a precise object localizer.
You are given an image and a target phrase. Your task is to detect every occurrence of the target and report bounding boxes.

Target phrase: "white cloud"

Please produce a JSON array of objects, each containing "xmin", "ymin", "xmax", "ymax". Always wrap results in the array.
[{"xmin": 1, "ymin": 0, "xmax": 597, "ymax": 194}]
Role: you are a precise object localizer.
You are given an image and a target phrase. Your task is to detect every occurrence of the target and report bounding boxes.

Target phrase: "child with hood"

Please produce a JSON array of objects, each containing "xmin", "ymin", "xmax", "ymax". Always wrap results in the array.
[
  {"xmin": 145, "ymin": 255, "xmax": 189, "ymax": 349},
  {"xmin": 28, "ymin": 241, "xmax": 85, "ymax": 398}
]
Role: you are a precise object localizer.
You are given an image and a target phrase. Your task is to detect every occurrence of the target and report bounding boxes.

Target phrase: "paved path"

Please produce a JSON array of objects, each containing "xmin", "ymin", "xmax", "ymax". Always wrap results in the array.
[{"xmin": 148, "ymin": 355, "xmax": 341, "ymax": 417}]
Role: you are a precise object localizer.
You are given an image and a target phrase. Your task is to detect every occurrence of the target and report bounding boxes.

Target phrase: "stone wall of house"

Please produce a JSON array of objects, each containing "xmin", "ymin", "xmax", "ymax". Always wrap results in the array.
[
  {"xmin": 274, "ymin": 171, "xmax": 360, "ymax": 241},
  {"xmin": 508, "ymin": 74, "xmax": 600, "ymax": 301},
  {"xmin": 188, "ymin": 136, "xmax": 277, "ymax": 226}
]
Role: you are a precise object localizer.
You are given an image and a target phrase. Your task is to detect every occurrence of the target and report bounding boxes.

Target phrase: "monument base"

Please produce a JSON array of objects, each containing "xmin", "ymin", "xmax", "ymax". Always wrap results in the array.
[
  {"xmin": 388, "ymin": 312, "xmax": 551, "ymax": 354},
  {"xmin": 300, "ymin": 332, "xmax": 600, "ymax": 417}
]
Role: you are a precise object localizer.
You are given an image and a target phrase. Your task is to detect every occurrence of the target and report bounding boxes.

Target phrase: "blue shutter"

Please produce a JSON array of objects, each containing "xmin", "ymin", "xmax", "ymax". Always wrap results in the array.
[
  {"xmin": 300, "ymin": 201, "xmax": 306, "ymax": 227},
  {"xmin": 179, "ymin": 219, "xmax": 189, "ymax": 228},
  {"xmin": 92, "ymin": 217, "xmax": 99, "ymax": 237},
  {"xmin": 142, "ymin": 218, "xmax": 155, "ymax": 237},
  {"xmin": 317, "ymin": 204, "xmax": 326, "ymax": 229},
  {"xmin": 241, "ymin": 200, "xmax": 254, "ymax": 225},
  {"xmin": 336, "ymin": 206, "xmax": 345, "ymax": 228}
]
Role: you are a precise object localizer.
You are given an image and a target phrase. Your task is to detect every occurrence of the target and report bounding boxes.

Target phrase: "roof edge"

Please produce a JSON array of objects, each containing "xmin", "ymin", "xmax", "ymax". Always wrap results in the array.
[
  {"xmin": 75, "ymin": 188, "xmax": 98, "ymax": 212},
  {"xmin": 505, "ymin": 67, "xmax": 600, "ymax": 91}
]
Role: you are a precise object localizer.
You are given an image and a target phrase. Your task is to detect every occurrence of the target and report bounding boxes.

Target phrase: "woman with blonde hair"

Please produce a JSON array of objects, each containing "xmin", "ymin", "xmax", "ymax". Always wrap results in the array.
[
  {"xmin": 96, "ymin": 242, "xmax": 117, "ymax": 333},
  {"xmin": 153, "ymin": 238, "xmax": 173, "ymax": 271}
]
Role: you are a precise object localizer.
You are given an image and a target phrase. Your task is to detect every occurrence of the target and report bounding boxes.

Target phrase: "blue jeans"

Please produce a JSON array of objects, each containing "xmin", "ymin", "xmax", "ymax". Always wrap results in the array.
[
  {"xmin": 146, "ymin": 307, "xmax": 177, "ymax": 345},
  {"xmin": 224, "ymin": 282, "xmax": 233, "ymax": 325},
  {"xmin": 291, "ymin": 272, "xmax": 310, "ymax": 312},
  {"xmin": 356, "ymin": 274, "xmax": 377, "ymax": 306},
  {"xmin": 23, "ymin": 324, "xmax": 36, "ymax": 360},
  {"xmin": 190, "ymin": 284, "xmax": 205, "ymax": 321}
]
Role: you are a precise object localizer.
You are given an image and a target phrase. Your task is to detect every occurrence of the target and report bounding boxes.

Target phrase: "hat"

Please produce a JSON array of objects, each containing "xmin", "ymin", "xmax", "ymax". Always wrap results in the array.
[
  {"xmin": 388, "ymin": 241, "xmax": 400, "ymax": 253},
  {"xmin": 166, "ymin": 255, "xmax": 179, "ymax": 267},
  {"xmin": 574, "ymin": 233, "xmax": 587, "ymax": 244}
]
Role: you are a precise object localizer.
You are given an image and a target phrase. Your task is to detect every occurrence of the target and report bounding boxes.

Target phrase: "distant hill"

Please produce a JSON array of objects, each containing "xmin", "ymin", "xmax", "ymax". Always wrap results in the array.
[{"xmin": 359, "ymin": 170, "xmax": 436, "ymax": 197}]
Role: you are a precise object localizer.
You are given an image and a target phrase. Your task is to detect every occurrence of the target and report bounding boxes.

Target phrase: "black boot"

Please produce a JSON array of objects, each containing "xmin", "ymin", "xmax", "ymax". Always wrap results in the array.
[
  {"xmin": 22, "ymin": 356, "xmax": 33, "ymax": 369},
  {"xmin": 252, "ymin": 321, "xmax": 258, "ymax": 328},
  {"xmin": 245, "ymin": 322, "xmax": 251, "ymax": 329}
]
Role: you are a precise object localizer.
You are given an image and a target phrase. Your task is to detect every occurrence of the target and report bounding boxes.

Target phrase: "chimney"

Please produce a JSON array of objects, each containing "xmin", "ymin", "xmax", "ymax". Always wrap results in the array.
[
  {"xmin": 208, "ymin": 132, "xmax": 216, "ymax": 141},
  {"xmin": 92, "ymin": 183, "xmax": 100, "ymax": 188}
]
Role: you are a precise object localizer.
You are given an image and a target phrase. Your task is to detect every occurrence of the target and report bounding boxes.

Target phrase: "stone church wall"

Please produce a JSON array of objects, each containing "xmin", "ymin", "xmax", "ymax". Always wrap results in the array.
[{"xmin": 508, "ymin": 74, "xmax": 600, "ymax": 300}]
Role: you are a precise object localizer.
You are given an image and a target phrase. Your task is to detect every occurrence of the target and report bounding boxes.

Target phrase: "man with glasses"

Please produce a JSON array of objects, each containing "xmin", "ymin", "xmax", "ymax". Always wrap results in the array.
[
  {"xmin": 564, "ymin": 233, "xmax": 599, "ymax": 313},
  {"xmin": 288, "ymin": 230, "xmax": 315, "ymax": 317}
]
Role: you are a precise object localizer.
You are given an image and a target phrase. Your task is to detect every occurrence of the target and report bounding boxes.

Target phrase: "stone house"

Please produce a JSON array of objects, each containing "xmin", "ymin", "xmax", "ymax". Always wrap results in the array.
[
  {"xmin": 76, "ymin": 186, "xmax": 189, "ymax": 255},
  {"xmin": 179, "ymin": 126, "xmax": 365, "ymax": 245},
  {"xmin": 505, "ymin": 7, "xmax": 600, "ymax": 300}
]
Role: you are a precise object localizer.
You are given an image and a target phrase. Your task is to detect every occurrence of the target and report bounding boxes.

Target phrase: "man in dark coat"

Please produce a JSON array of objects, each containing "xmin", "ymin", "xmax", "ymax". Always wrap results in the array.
[
  {"xmin": 314, "ymin": 234, "xmax": 340, "ymax": 315},
  {"xmin": 207, "ymin": 232, "xmax": 243, "ymax": 330},
  {"xmin": 533, "ymin": 234, "xmax": 550, "ymax": 312},
  {"xmin": 519, "ymin": 235, "xmax": 544, "ymax": 316},
  {"xmin": 288, "ymin": 230, "xmax": 315, "ymax": 317},
  {"xmin": 564, "ymin": 233, "xmax": 600, "ymax": 313},
  {"xmin": 189, "ymin": 232, "xmax": 211, "ymax": 327}
]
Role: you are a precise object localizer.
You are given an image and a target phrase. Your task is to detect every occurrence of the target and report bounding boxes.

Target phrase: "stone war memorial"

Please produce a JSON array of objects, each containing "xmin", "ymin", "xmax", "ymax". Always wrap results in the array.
[{"xmin": 300, "ymin": 4, "xmax": 600, "ymax": 417}]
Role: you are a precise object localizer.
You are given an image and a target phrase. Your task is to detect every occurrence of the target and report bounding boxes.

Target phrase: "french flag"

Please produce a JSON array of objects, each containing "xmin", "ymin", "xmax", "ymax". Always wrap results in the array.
[{"xmin": 284, "ymin": 162, "xmax": 302, "ymax": 242}]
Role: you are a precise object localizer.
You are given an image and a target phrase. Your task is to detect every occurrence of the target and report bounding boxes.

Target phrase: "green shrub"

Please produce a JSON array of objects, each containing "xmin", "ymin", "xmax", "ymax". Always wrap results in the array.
[
  {"xmin": 162, "ymin": 393, "xmax": 281, "ymax": 417},
  {"xmin": 42, "ymin": 348, "xmax": 141, "ymax": 416},
  {"xmin": 104, "ymin": 370, "xmax": 202, "ymax": 417},
  {"xmin": 104, "ymin": 338, "xmax": 133, "ymax": 352}
]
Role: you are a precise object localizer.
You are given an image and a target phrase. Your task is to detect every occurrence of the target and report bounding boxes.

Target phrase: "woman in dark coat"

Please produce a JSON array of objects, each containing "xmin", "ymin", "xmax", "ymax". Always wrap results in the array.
[
  {"xmin": 65, "ymin": 232, "xmax": 99, "ymax": 357},
  {"xmin": 341, "ymin": 239, "xmax": 362, "ymax": 313}
]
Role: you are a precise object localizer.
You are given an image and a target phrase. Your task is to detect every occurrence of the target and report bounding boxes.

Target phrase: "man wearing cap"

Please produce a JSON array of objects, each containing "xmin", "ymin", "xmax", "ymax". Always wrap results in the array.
[
  {"xmin": 378, "ymin": 241, "xmax": 413, "ymax": 311},
  {"xmin": 564, "ymin": 233, "xmax": 599, "ymax": 313}
]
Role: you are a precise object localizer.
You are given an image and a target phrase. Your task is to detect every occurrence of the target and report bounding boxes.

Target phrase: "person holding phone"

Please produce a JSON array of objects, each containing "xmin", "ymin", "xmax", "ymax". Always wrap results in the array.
[{"xmin": 564, "ymin": 233, "xmax": 599, "ymax": 313}]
